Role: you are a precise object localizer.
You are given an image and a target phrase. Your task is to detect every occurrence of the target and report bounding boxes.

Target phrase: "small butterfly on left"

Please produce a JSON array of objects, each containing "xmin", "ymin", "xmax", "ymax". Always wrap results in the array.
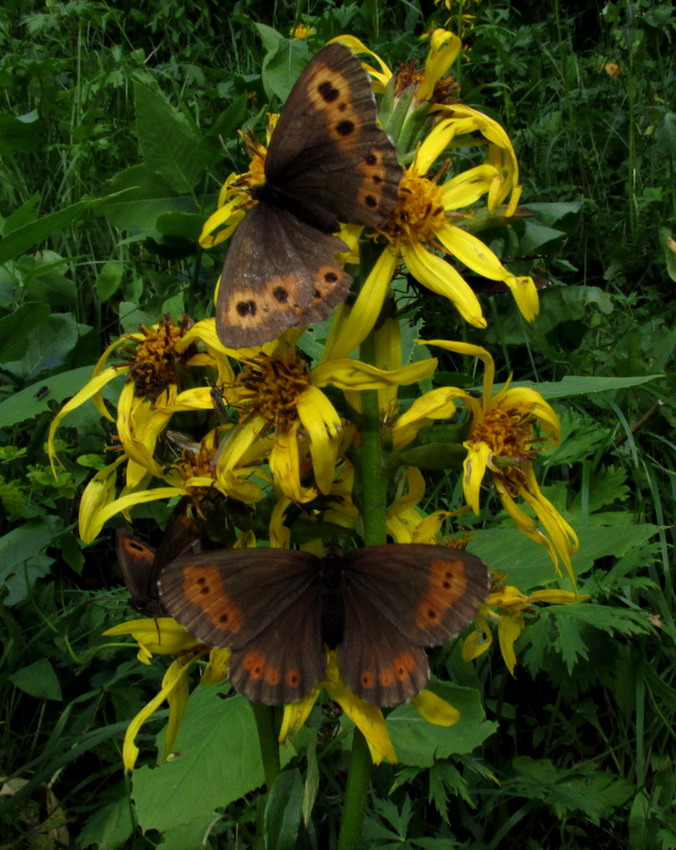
[
  {"xmin": 116, "ymin": 500, "xmax": 202, "ymax": 618},
  {"xmin": 215, "ymin": 42, "xmax": 403, "ymax": 349}
]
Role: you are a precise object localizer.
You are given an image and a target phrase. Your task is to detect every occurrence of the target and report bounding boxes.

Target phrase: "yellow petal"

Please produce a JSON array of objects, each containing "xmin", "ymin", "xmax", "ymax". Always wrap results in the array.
[
  {"xmin": 392, "ymin": 386, "xmax": 463, "ymax": 448},
  {"xmin": 312, "ymin": 356, "xmax": 437, "ymax": 390},
  {"xmin": 297, "ymin": 387, "xmax": 342, "ymax": 495},
  {"xmin": 422, "ymin": 339, "xmax": 495, "ymax": 404},
  {"xmin": 48, "ymin": 366, "xmax": 126, "ymax": 471},
  {"xmin": 103, "ymin": 617, "xmax": 197, "ymax": 655},
  {"xmin": 269, "ymin": 425, "xmax": 316, "ymax": 503},
  {"xmin": 440, "ymin": 164, "xmax": 500, "ymax": 209},
  {"xmin": 323, "ymin": 247, "xmax": 398, "ymax": 360},
  {"xmin": 78, "ymin": 456, "xmax": 126, "ymax": 543},
  {"xmin": 279, "ymin": 690, "xmax": 322, "ymax": 742},
  {"xmin": 462, "ymin": 441, "xmax": 492, "ymax": 514},
  {"xmin": 329, "ymin": 35, "xmax": 393, "ymax": 89},
  {"xmin": 411, "ymin": 689, "xmax": 460, "ymax": 726},
  {"xmin": 417, "ymin": 29, "xmax": 462, "ymax": 102},
  {"xmin": 122, "ymin": 652, "xmax": 202, "ymax": 770},
  {"xmin": 497, "ymin": 613, "xmax": 524, "ymax": 676},
  {"xmin": 201, "ymin": 648, "xmax": 231, "ymax": 685},
  {"xmin": 80, "ymin": 486, "xmax": 188, "ymax": 543},
  {"xmin": 401, "ymin": 242, "xmax": 486, "ymax": 328},
  {"xmin": 324, "ymin": 654, "xmax": 396, "ymax": 764}
]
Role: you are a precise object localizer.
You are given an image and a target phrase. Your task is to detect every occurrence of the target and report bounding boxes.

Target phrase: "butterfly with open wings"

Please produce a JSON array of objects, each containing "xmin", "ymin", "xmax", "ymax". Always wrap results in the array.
[
  {"xmin": 215, "ymin": 42, "xmax": 403, "ymax": 349},
  {"xmin": 158, "ymin": 544, "xmax": 489, "ymax": 707}
]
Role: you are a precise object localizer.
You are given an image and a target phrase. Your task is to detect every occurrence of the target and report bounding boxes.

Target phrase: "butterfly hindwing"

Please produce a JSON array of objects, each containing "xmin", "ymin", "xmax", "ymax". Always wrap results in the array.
[
  {"xmin": 228, "ymin": 583, "xmax": 327, "ymax": 704},
  {"xmin": 159, "ymin": 548, "xmax": 326, "ymax": 702},
  {"xmin": 339, "ymin": 545, "xmax": 490, "ymax": 704},
  {"xmin": 266, "ymin": 42, "xmax": 403, "ymax": 228},
  {"xmin": 216, "ymin": 203, "xmax": 351, "ymax": 349}
]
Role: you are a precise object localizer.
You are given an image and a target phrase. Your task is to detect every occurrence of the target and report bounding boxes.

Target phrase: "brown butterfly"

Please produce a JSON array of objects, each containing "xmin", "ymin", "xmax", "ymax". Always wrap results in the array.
[
  {"xmin": 116, "ymin": 500, "xmax": 202, "ymax": 618},
  {"xmin": 216, "ymin": 42, "xmax": 403, "ymax": 349},
  {"xmin": 158, "ymin": 544, "xmax": 489, "ymax": 706}
]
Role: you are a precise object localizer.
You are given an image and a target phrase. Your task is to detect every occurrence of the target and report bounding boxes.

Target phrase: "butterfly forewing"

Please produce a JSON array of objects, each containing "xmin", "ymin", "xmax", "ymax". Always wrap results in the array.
[
  {"xmin": 217, "ymin": 204, "xmax": 350, "ymax": 349},
  {"xmin": 338, "ymin": 545, "xmax": 490, "ymax": 704},
  {"xmin": 159, "ymin": 548, "xmax": 322, "ymax": 649},
  {"xmin": 266, "ymin": 43, "xmax": 402, "ymax": 229}
]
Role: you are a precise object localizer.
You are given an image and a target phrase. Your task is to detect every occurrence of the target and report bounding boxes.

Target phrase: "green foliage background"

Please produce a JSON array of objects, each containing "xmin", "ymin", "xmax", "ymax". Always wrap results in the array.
[{"xmin": 0, "ymin": 0, "xmax": 673, "ymax": 848}]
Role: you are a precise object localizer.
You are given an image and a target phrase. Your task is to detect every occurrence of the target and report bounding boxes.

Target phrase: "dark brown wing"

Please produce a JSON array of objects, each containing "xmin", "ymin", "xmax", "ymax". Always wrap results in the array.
[
  {"xmin": 338, "ymin": 544, "xmax": 490, "ymax": 705},
  {"xmin": 159, "ymin": 548, "xmax": 326, "ymax": 704},
  {"xmin": 116, "ymin": 530, "xmax": 166, "ymax": 618},
  {"xmin": 216, "ymin": 203, "xmax": 350, "ymax": 349},
  {"xmin": 116, "ymin": 501, "xmax": 201, "ymax": 618},
  {"xmin": 266, "ymin": 42, "xmax": 402, "ymax": 229}
]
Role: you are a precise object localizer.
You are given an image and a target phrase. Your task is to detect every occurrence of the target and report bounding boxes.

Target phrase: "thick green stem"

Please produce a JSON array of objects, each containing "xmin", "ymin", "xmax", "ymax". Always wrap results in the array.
[
  {"xmin": 337, "ymin": 729, "xmax": 373, "ymax": 850},
  {"xmin": 251, "ymin": 703, "xmax": 280, "ymax": 790},
  {"xmin": 251, "ymin": 704, "xmax": 281, "ymax": 850},
  {"xmin": 357, "ymin": 335, "xmax": 388, "ymax": 547},
  {"xmin": 336, "ymin": 331, "xmax": 388, "ymax": 849}
]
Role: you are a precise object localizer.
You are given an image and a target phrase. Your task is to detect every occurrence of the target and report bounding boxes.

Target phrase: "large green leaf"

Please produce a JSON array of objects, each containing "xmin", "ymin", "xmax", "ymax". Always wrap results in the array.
[
  {"xmin": 134, "ymin": 80, "xmax": 203, "ymax": 194},
  {"xmin": 132, "ymin": 688, "xmax": 265, "ymax": 833},
  {"xmin": 98, "ymin": 164, "xmax": 198, "ymax": 233},
  {"xmin": 467, "ymin": 523, "xmax": 659, "ymax": 589},
  {"xmin": 387, "ymin": 683, "xmax": 496, "ymax": 767},
  {"xmin": 0, "ymin": 365, "xmax": 98, "ymax": 428}
]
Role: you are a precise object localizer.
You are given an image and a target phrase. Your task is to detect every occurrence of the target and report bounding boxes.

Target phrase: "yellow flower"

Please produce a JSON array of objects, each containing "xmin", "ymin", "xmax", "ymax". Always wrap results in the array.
[
  {"xmin": 463, "ymin": 584, "xmax": 586, "ymax": 675},
  {"xmin": 425, "ymin": 340, "xmax": 579, "ymax": 586},
  {"xmin": 103, "ymin": 618, "xmax": 208, "ymax": 769},
  {"xmin": 330, "ymin": 117, "xmax": 538, "ymax": 358},
  {"xmin": 49, "ymin": 316, "xmax": 265, "ymax": 542},
  {"xmin": 183, "ymin": 321, "xmax": 438, "ymax": 503}
]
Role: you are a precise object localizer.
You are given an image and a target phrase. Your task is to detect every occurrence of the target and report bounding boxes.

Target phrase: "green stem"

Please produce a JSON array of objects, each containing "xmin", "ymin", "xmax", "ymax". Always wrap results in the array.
[
  {"xmin": 337, "ymin": 729, "xmax": 373, "ymax": 850},
  {"xmin": 251, "ymin": 703, "xmax": 280, "ymax": 789},
  {"xmin": 336, "ymin": 330, "xmax": 387, "ymax": 849},
  {"xmin": 251, "ymin": 704, "xmax": 281, "ymax": 850},
  {"xmin": 357, "ymin": 334, "xmax": 388, "ymax": 547}
]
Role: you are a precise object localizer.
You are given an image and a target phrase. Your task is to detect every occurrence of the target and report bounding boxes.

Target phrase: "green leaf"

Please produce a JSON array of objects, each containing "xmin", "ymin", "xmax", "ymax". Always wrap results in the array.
[
  {"xmin": 301, "ymin": 733, "xmax": 319, "ymax": 826},
  {"xmin": 0, "ymin": 365, "xmax": 97, "ymax": 429},
  {"xmin": 4, "ymin": 312, "xmax": 81, "ymax": 381},
  {"xmin": 500, "ymin": 373, "xmax": 663, "ymax": 401},
  {"xmin": 387, "ymin": 683, "xmax": 496, "ymax": 767},
  {"xmin": 0, "ymin": 110, "xmax": 43, "ymax": 154},
  {"xmin": 132, "ymin": 688, "xmax": 264, "ymax": 833},
  {"xmin": 77, "ymin": 796, "xmax": 134, "ymax": 850},
  {"xmin": 95, "ymin": 262, "xmax": 124, "ymax": 303},
  {"xmin": 255, "ymin": 26, "xmax": 309, "ymax": 101},
  {"xmin": 98, "ymin": 164, "xmax": 198, "ymax": 233},
  {"xmin": 0, "ymin": 197, "xmax": 96, "ymax": 264},
  {"xmin": 467, "ymin": 523, "xmax": 659, "ymax": 589},
  {"xmin": 0, "ymin": 302, "xmax": 50, "ymax": 364},
  {"xmin": 2, "ymin": 193, "xmax": 41, "ymax": 234},
  {"xmin": 9, "ymin": 658, "xmax": 62, "ymax": 701},
  {"xmin": 133, "ymin": 80, "xmax": 203, "ymax": 194},
  {"xmin": 264, "ymin": 769, "xmax": 304, "ymax": 850}
]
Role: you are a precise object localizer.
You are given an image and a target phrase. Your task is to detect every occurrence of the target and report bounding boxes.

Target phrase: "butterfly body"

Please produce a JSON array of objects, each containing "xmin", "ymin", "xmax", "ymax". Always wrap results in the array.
[
  {"xmin": 216, "ymin": 43, "xmax": 403, "ymax": 349},
  {"xmin": 159, "ymin": 544, "xmax": 489, "ymax": 706}
]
